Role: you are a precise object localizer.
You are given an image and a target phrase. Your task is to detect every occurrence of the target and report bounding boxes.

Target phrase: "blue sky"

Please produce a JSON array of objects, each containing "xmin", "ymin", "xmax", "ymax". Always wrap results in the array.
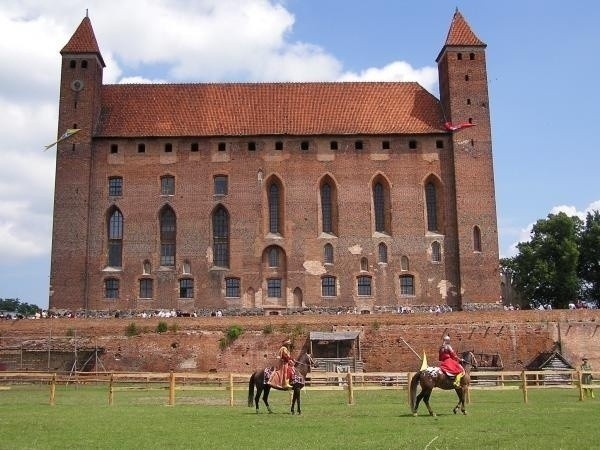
[{"xmin": 1, "ymin": 0, "xmax": 598, "ymax": 309}]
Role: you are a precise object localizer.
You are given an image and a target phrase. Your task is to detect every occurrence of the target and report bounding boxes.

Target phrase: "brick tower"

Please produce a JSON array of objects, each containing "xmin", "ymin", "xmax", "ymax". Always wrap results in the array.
[
  {"xmin": 437, "ymin": 10, "xmax": 500, "ymax": 308},
  {"xmin": 49, "ymin": 16, "xmax": 105, "ymax": 310}
]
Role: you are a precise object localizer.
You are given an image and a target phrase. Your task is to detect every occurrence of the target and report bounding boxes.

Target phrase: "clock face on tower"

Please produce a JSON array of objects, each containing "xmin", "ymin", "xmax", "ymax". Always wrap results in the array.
[{"xmin": 70, "ymin": 79, "xmax": 84, "ymax": 92}]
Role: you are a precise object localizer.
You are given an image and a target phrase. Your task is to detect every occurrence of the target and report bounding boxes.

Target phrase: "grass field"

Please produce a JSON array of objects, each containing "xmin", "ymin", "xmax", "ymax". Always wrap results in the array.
[{"xmin": 0, "ymin": 384, "xmax": 597, "ymax": 449}]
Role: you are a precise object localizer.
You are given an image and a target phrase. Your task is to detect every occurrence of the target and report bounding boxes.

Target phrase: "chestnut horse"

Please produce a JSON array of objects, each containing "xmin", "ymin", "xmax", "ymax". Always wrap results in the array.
[
  {"xmin": 248, "ymin": 352, "xmax": 317, "ymax": 415},
  {"xmin": 410, "ymin": 351, "xmax": 477, "ymax": 416}
]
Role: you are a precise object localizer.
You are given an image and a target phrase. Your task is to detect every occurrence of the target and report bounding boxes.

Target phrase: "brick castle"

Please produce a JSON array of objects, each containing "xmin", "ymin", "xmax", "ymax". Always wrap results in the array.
[{"xmin": 49, "ymin": 10, "xmax": 500, "ymax": 313}]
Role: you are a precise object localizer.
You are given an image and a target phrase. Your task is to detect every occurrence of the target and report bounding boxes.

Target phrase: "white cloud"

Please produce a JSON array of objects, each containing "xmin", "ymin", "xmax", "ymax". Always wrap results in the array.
[{"xmin": 339, "ymin": 61, "xmax": 439, "ymax": 93}]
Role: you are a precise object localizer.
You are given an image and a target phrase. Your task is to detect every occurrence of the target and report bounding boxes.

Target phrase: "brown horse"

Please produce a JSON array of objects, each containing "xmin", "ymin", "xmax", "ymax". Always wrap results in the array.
[
  {"xmin": 409, "ymin": 351, "xmax": 477, "ymax": 416},
  {"xmin": 248, "ymin": 352, "xmax": 317, "ymax": 415}
]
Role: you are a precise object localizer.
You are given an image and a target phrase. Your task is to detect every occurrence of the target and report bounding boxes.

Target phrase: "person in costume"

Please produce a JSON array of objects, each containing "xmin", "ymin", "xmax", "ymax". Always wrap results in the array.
[
  {"xmin": 581, "ymin": 357, "xmax": 594, "ymax": 399},
  {"xmin": 439, "ymin": 335, "xmax": 465, "ymax": 388},
  {"xmin": 272, "ymin": 339, "xmax": 294, "ymax": 389}
]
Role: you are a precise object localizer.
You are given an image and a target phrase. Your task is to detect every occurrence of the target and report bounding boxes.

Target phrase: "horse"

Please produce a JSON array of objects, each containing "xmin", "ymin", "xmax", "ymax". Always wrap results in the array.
[
  {"xmin": 248, "ymin": 352, "xmax": 317, "ymax": 415},
  {"xmin": 409, "ymin": 351, "xmax": 477, "ymax": 416}
]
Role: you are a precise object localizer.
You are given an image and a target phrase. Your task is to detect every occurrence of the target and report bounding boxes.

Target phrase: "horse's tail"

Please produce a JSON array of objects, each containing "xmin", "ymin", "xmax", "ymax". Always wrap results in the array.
[
  {"xmin": 409, "ymin": 371, "xmax": 421, "ymax": 412},
  {"xmin": 248, "ymin": 372, "xmax": 256, "ymax": 407}
]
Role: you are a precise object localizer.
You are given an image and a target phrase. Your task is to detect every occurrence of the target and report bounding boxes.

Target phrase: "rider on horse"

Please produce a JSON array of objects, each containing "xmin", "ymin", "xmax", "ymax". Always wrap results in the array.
[
  {"xmin": 439, "ymin": 335, "xmax": 465, "ymax": 387},
  {"xmin": 272, "ymin": 339, "xmax": 295, "ymax": 389}
]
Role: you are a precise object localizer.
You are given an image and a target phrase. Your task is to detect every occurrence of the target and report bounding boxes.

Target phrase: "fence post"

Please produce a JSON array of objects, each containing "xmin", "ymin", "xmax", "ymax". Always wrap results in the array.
[
  {"xmin": 108, "ymin": 373, "xmax": 114, "ymax": 406},
  {"xmin": 347, "ymin": 372, "xmax": 354, "ymax": 405},
  {"xmin": 168, "ymin": 371, "xmax": 175, "ymax": 406},
  {"xmin": 229, "ymin": 372, "xmax": 234, "ymax": 407},
  {"xmin": 521, "ymin": 370, "xmax": 528, "ymax": 404},
  {"xmin": 49, "ymin": 373, "xmax": 56, "ymax": 406}
]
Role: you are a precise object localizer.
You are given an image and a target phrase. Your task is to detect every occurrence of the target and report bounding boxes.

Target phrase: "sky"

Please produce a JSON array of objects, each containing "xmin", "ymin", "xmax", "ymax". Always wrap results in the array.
[{"xmin": 1, "ymin": 0, "xmax": 599, "ymax": 309}]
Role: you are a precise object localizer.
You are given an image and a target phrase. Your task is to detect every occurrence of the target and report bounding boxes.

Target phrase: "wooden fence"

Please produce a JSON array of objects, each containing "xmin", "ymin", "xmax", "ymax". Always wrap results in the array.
[{"xmin": 0, "ymin": 370, "xmax": 596, "ymax": 406}]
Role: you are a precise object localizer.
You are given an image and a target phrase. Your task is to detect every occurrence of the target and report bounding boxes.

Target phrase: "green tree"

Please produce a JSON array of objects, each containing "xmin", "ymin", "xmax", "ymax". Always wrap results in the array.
[
  {"xmin": 511, "ymin": 212, "xmax": 581, "ymax": 308},
  {"xmin": 579, "ymin": 210, "xmax": 600, "ymax": 305}
]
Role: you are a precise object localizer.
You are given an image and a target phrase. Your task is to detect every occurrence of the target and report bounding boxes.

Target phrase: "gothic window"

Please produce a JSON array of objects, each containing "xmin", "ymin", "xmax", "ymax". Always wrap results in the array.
[
  {"xmin": 372, "ymin": 176, "xmax": 391, "ymax": 234},
  {"xmin": 268, "ymin": 246, "xmax": 280, "ymax": 268},
  {"xmin": 431, "ymin": 241, "xmax": 441, "ymax": 262},
  {"xmin": 268, "ymin": 181, "xmax": 281, "ymax": 234},
  {"xmin": 360, "ymin": 257, "xmax": 369, "ymax": 271},
  {"xmin": 322, "ymin": 276, "xmax": 336, "ymax": 297},
  {"xmin": 160, "ymin": 207, "xmax": 176, "ymax": 266},
  {"xmin": 401, "ymin": 256, "xmax": 410, "ymax": 271},
  {"xmin": 425, "ymin": 182, "xmax": 438, "ymax": 232},
  {"xmin": 324, "ymin": 244, "xmax": 334, "ymax": 264},
  {"xmin": 400, "ymin": 275, "xmax": 415, "ymax": 296},
  {"xmin": 378, "ymin": 243, "xmax": 388, "ymax": 263},
  {"xmin": 473, "ymin": 226, "xmax": 482, "ymax": 252},
  {"xmin": 212, "ymin": 206, "xmax": 229, "ymax": 268},
  {"xmin": 321, "ymin": 182, "xmax": 332, "ymax": 233},
  {"xmin": 107, "ymin": 208, "xmax": 123, "ymax": 267}
]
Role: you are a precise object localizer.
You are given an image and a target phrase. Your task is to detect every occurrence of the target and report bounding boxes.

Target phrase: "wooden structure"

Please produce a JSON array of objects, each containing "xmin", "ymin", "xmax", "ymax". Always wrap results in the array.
[
  {"xmin": 309, "ymin": 331, "xmax": 363, "ymax": 373},
  {"xmin": 526, "ymin": 351, "xmax": 574, "ymax": 385}
]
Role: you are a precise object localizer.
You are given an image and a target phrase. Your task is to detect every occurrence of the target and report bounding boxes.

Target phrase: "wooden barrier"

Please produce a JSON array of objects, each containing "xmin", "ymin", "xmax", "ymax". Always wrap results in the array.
[{"xmin": 0, "ymin": 369, "xmax": 597, "ymax": 406}]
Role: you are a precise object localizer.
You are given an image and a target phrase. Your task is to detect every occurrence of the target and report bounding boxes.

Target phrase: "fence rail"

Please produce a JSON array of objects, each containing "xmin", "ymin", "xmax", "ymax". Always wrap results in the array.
[{"xmin": 0, "ymin": 369, "xmax": 596, "ymax": 406}]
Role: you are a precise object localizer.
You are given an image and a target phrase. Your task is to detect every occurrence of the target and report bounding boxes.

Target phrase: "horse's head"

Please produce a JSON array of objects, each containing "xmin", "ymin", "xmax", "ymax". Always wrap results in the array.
[
  {"xmin": 461, "ymin": 351, "xmax": 478, "ymax": 370},
  {"xmin": 295, "ymin": 353, "xmax": 318, "ymax": 374}
]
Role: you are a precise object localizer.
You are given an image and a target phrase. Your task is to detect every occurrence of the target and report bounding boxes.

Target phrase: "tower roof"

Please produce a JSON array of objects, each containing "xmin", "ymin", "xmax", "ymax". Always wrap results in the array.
[
  {"xmin": 60, "ymin": 16, "xmax": 105, "ymax": 67},
  {"xmin": 443, "ymin": 10, "xmax": 486, "ymax": 47}
]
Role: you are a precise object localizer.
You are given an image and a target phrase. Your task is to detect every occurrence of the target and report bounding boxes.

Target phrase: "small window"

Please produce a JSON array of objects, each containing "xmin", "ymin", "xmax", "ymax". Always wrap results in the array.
[
  {"xmin": 69, "ymin": 60, "xmax": 76, "ymax": 68},
  {"xmin": 400, "ymin": 275, "xmax": 415, "ymax": 295},
  {"xmin": 139, "ymin": 279, "xmax": 153, "ymax": 299},
  {"xmin": 164, "ymin": 143, "xmax": 173, "ymax": 153},
  {"xmin": 473, "ymin": 226, "xmax": 482, "ymax": 252},
  {"xmin": 355, "ymin": 140, "xmax": 363, "ymax": 150},
  {"xmin": 401, "ymin": 256, "xmax": 409, "ymax": 271},
  {"xmin": 267, "ymin": 278, "xmax": 282, "ymax": 298},
  {"xmin": 330, "ymin": 141, "xmax": 338, "ymax": 150},
  {"xmin": 324, "ymin": 244, "xmax": 334, "ymax": 264},
  {"xmin": 469, "ymin": 53, "xmax": 475, "ymax": 60},
  {"xmin": 138, "ymin": 143, "xmax": 146, "ymax": 153},
  {"xmin": 81, "ymin": 60, "xmax": 88, "ymax": 69},
  {"xmin": 142, "ymin": 260, "xmax": 151, "ymax": 275},
  {"xmin": 466, "ymin": 98, "xmax": 471, "ymax": 105},
  {"xmin": 378, "ymin": 243, "xmax": 388, "ymax": 264},
  {"xmin": 409, "ymin": 140, "xmax": 417, "ymax": 149},
  {"xmin": 360, "ymin": 257, "xmax": 368, "ymax": 271},
  {"xmin": 275, "ymin": 141, "xmax": 283, "ymax": 151},
  {"xmin": 179, "ymin": 279, "xmax": 194, "ymax": 298},
  {"xmin": 108, "ymin": 177, "xmax": 123, "ymax": 197},
  {"xmin": 225, "ymin": 278, "xmax": 241, "ymax": 298},
  {"xmin": 214, "ymin": 175, "xmax": 228, "ymax": 195},
  {"xmin": 104, "ymin": 279, "xmax": 119, "ymax": 299},
  {"xmin": 218, "ymin": 142, "xmax": 226, "ymax": 152},
  {"xmin": 457, "ymin": 53, "xmax": 462, "ymax": 60},
  {"xmin": 161, "ymin": 176, "xmax": 175, "ymax": 195},
  {"xmin": 248, "ymin": 142, "xmax": 256, "ymax": 151},
  {"xmin": 436, "ymin": 140, "xmax": 444, "ymax": 149},
  {"xmin": 382, "ymin": 141, "xmax": 390, "ymax": 150},
  {"xmin": 110, "ymin": 144, "xmax": 118, "ymax": 154},
  {"xmin": 322, "ymin": 276, "xmax": 336, "ymax": 297},
  {"xmin": 182, "ymin": 261, "xmax": 191, "ymax": 275},
  {"xmin": 431, "ymin": 241, "xmax": 441, "ymax": 262},
  {"xmin": 468, "ymin": 118, "xmax": 473, "ymax": 124},
  {"xmin": 191, "ymin": 142, "xmax": 199, "ymax": 152},
  {"xmin": 300, "ymin": 141, "xmax": 309, "ymax": 151},
  {"xmin": 465, "ymin": 75, "xmax": 470, "ymax": 81},
  {"xmin": 357, "ymin": 276, "xmax": 372, "ymax": 296}
]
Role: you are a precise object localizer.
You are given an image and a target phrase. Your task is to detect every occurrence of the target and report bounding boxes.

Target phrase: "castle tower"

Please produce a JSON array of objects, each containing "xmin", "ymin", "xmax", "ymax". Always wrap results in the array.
[
  {"xmin": 49, "ymin": 16, "xmax": 105, "ymax": 311},
  {"xmin": 437, "ymin": 10, "xmax": 500, "ymax": 307}
]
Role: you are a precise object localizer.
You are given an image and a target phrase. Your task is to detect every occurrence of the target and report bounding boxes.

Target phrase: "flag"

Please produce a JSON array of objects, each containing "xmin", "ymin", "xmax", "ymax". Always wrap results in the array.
[
  {"xmin": 444, "ymin": 121, "xmax": 475, "ymax": 132},
  {"xmin": 44, "ymin": 128, "xmax": 81, "ymax": 151},
  {"xmin": 420, "ymin": 351, "xmax": 428, "ymax": 370}
]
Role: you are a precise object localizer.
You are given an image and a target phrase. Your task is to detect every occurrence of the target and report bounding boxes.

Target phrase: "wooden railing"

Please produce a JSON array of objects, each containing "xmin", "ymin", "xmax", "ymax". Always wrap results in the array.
[{"xmin": 0, "ymin": 369, "xmax": 596, "ymax": 406}]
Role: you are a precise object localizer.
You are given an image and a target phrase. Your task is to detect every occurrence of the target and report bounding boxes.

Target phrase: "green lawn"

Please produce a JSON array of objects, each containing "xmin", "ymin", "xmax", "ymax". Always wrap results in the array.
[{"xmin": 0, "ymin": 385, "xmax": 597, "ymax": 449}]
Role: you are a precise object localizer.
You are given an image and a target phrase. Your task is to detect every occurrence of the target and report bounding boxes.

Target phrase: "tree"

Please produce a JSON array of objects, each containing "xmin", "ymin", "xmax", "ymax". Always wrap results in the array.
[
  {"xmin": 510, "ymin": 212, "xmax": 582, "ymax": 309},
  {"xmin": 0, "ymin": 298, "xmax": 41, "ymax": 316},
  {"xmin": 579, "ymin": 210, "xmax": 600, "ymax": 305}
]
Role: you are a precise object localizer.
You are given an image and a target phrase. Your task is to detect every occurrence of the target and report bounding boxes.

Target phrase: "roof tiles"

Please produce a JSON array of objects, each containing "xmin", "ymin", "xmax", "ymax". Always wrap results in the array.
[{"xmin": 444, "ymin": 10, "xmax": 486, "ymax": 47}]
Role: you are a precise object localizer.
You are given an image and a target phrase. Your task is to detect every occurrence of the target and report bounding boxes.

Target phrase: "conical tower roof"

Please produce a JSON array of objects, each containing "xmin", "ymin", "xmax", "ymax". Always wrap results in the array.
[
  {"xmin": 60, "ymin": 16, "xmax": 105, "ymax": 67},
  {"xmin": 443, "ymin": 9, "xmax": 486, "ymax": 47}
]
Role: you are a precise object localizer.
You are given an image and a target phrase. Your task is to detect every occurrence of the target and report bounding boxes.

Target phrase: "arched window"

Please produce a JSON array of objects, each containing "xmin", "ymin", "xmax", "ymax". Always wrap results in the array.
[
  {"xmin": 182, "ymin": 261, "xmax": 191, "ymax": 275},
  {"xmin": 360, "ymin": 257, "xmax": 369, "ymax": 271},
  {"xmin": 372, "ymin": 176, "xmax": 391, "ymax": 234},
  {"xmin": 108, "ymin": 208, "xmax": 123, "ymax": 267},
  {"xmin": 473, "ymin": 226, "xmax": 482, "ymax": 252},
  {"xmin": 425, "ymin": 182, "xmax": 438, "ymax": 232},
  {"xmin": 401, "ymin": 256, "xmax": 409, "ymax": 271},
  {"xmin": 212, "ymin": 206, "xmax": 229, "ymax": 267},
  {"xmin": 324, "ymin": 243, "xmax": 334, "ymax": 264},
  {"xmin": 160, "ymin": 207, "xmax": 176, "ymax": 266},
  {"xmin": 431, "ymin": 241, "xmax": 441, "ymax": 262},
  {"xmin": 321, "ymin": 182, "xmax": 332, "ymax": 233},
  {"xmin": 322, "ymin": 276, "xmax": 336, "ymax": 297},
  {"xmin": 378, "ymin": 243, "xmax": 388, "ymax": 263},
  {"xmin": 400, "ymin": 275, "xmax": 415, "ymax": 296},
  {"xmin": 268, "ymin": 246, "xmax": 280, "ymax": 268},
  {"xmin": 268, "ymin": 181, "xmax": 281, "ymax": 234}
]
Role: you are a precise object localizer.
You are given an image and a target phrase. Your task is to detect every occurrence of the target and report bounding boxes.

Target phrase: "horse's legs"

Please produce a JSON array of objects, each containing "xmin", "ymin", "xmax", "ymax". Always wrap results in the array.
[
  {"xmin": 291, "ymin": 388, "xmax": 301, "ymax": 415},
  {"xmin": 262, "ymin": 386, "xmax": 273, "ymax": 414},
  {"xmin": 452, "ymin": 388, "xmax": 467, "ymax": 415},
  {"xmin": 254, "ymin": 385, "xmax": 262, "ymax": 413},
  {"xmin": 422, "ymin": 389, "xmax": 435, "ymax": 416}
]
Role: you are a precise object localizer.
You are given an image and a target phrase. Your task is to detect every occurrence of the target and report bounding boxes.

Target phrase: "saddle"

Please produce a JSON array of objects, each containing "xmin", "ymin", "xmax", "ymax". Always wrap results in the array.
[{"xmin": 425, "ymin": 366, "xmax": 456, "ymax": 379}]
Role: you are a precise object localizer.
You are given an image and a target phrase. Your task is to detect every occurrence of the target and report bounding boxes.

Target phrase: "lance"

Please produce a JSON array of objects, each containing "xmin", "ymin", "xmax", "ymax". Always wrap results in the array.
[{"xmin": 398, "ymin": 336, "xmax": 422, "ymax": 360}]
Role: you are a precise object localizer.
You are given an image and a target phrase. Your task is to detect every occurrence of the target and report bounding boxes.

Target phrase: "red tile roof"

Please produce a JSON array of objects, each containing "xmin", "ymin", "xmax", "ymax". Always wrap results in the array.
[
  {"xmin": 444, "ymin": 10, "xmax": 485, "ymax": 47},
  {"xmin": 61, "ymin": 16, "xmax": 105, "ymax": 67},
  {"xmin": 96, "ymin": 82, "xmax": 445, "ymax": 137}
]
